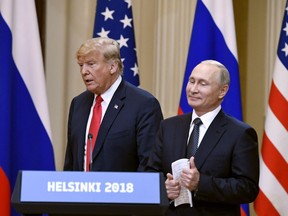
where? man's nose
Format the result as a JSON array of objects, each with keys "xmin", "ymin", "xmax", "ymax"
[
  {"xmin": 81, "ymin": 64, "xmax": 89, "ymax": 75},
  {"xmin": 190, "ymin": 83, "xmax": 198, "ymax": 92}
]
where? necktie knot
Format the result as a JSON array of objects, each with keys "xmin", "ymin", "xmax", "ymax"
[
  {"xmin": 193, "ymin": 118, "xmax": 202, "ymax": 126},
  {"xmin": 96, "ymin": 95, "xmax": 103, "ymax": 104}
]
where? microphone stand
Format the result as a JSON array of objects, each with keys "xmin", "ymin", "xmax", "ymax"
[{"xmin": 88, "ymin": 133, "xmax": 93, "ymax": 171}]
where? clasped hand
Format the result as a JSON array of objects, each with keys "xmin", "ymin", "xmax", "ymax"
[{"xmin": 165, "ymin": 157, "xmax": 200, "ymax": 200}]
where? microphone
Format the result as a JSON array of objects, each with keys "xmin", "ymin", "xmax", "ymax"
[{"xmin": 88, "ymin": 133, "xmax": 93, "ymax": 171}]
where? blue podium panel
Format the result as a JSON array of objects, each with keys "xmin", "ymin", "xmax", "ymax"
[
  {"xmin": 21, "ymin": 171, "xmax": 160, "ymax": 204},
  {"xmin": 12, "ymin": 171, "xmax": 169, "ymax": 215}
]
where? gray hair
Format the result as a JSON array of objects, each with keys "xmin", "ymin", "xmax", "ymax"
[{"xmin": 201, "ymin": 60, "xmax": 230, "ymax": 86}]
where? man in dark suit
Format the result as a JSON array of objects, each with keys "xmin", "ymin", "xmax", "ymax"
[
  {"xmin": 64, "ymin": 37, "xmax": 163, "ymax": 172},
  {"xmin": 146, "ymin": 60, "xmax": 259, "ymax": 216}
]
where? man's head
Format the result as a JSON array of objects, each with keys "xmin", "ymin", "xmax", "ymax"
[
  {"xmin": 186, "ymin": 60, "xmax": 230, "ymax": 116},
  {"xmin": 76, "ymin": 37, "xmax": 123, "ymax": 95}
]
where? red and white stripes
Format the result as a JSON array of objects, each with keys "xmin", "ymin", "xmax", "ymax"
[{"xmin": 254, "ymin": 13, "xmax": 288, "ymax": 214}]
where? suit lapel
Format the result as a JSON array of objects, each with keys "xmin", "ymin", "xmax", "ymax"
[
  {"xmin": 176, "ymin": 114, "xmax": 192, "ymax": 158},
  {"xmin": 77, "ymin": 91, "xmax": 94, "ymax": 169},
  {"xmin": 194, "ymin": 110, "xmax": 227, "ymax": 169},
  {"xmin": 92, "ymin": 80, "xmax": 126, "ymax": 159}
]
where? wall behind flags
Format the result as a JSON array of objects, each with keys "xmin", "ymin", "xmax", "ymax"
[
  {"xmin": 41, "ymin": 0, "xmax": 286, "ymax": 169},
  {"xmin": 35, "ymin": 1, "xmax": 286, "ymax": 214}
]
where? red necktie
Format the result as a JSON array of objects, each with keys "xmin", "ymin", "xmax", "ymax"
[{"xmin": 86, "ymin": 95, "xmax": 103, "ymax": 171}]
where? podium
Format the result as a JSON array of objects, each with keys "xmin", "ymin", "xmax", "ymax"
[{"xmin": 11, "ymin": 171, "xmax": 169, "ymax": 216}]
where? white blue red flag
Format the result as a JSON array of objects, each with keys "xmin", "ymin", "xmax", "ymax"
[
  {"xmin": 0, "ymin": 0, "xmax": 55, "ymax": 215},
  {"xmin": 254, "ymin": 1, "xmax": 288, "ymax": 215},
  {"xmin": 178, "ymin": 0, "xmax": 249, "ymax": 215},
  {"xmin": 93, "ymin": 0, "xmax": 140, "ymax": 87},
  {"xmin": 178, "ymin": 0, "xmax": 242, "ymax": 120}
]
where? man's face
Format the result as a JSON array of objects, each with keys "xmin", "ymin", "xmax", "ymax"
[
  {"xmin": 77, "ymin": 50, "xmax": 116, "ymax": 95},
  {"xmin": 186, "ymin": 63, "xmax": 228, "ymax": 116}
]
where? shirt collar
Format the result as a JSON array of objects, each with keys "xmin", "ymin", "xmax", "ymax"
[
  {"xmin": 94, "ymin": 76, "xmax": 122, "ymax": 104},
  {"xmin": 191, "ymin": 105, "xmax": 221, "ymax": 128}
]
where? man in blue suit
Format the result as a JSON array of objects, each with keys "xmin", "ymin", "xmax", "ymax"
[
  {"xmin": 64, "ymin": 37, "xmax": 163, "ymax": 172},
  {"xmin": 146, "ymin": 60, "xmax": 259, "ymax": 216}
]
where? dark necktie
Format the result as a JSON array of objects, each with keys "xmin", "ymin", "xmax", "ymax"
[
  {"xmin": 186, "ymin": 118, "xmax": 202, "ymax": 158},
  {"xmin": 86, "ymin": 95, "xmax": 103, "ymax": 171}
]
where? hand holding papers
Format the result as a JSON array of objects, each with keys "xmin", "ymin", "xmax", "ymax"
[{"xmin": 171, "ymin": 158, "xmax": 193, "ymax": 207}]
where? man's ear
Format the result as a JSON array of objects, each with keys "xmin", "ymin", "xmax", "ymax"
[
  {"xmin": 219, "ymin": 84, "xmax": 229, "ymax": 99},
  {"xmin": 110, "ymin": 60, "xmax": 118, "ymax": 75}
]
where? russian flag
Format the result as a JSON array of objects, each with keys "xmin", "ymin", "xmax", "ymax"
[
  {"xmin": 178, "ymin": 0, "xmax": 242, "ymax": 120},
  {"xmin": 178, "ymin": 0, "xmax": 248, "ymax": 215},
  {"xmin": 0, "ymin": 0, "xmax": 55, "ymax": 215}
]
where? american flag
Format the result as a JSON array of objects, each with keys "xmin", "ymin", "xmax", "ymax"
[
  {"xmin": 93, "ymin": 0, "xmax": 140, "ymax": 87},
  {"xmin": 254, "ymin": 1, "xmax": 288, "ymax": 215}
]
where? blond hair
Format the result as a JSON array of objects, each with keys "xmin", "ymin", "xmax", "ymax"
[{"xmin": 76, "ymin": 37, "xmax": 123, "ymax": 74}]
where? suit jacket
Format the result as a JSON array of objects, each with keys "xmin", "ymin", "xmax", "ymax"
[
  {"xmin": 146, "ymin": 110, "xmax": 259, "ymax": 216},
  {"xmin": 64, "ymin": 79, "xmax": 163, "ymax": 172}
]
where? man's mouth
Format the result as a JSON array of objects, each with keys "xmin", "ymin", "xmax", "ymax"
[
  {"xmin": 189, "ymin": 96, "xmax": 200, "ymax": 101},
  {"xmin": 85, "ymin": 79, "xmax": 93, "ymax": 84}
]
